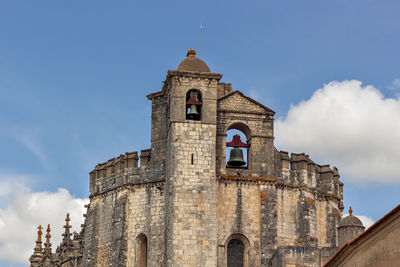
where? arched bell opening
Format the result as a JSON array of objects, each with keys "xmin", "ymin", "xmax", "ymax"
[
  {"xmin": 186, "ymin": 89, "xmax": 202, "ymax": 121},
  {"xmin": 136, "ymin": 233, "xmax": 147, "ymax": 267},
  {"xmin": 226, "ymin": 125, "xmax": 250, "ymax": 169}
]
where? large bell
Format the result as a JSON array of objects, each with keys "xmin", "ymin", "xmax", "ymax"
[
  {"xmin": 187, "ymin": 104, "xmax": 200, "ymax": 120},
  {"xmin": 227, "ymin": 147, "xmax": 246, "ymax": 167}
]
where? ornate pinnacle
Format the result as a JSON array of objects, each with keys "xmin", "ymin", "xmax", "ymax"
[
  {"xmin": 64, "ymin": 213, "xmax": 71, "ymax": 229},
  {"xmin": 33, "ymin": 225, "xmax": 43, "ymax": 253},
  {"xmin": 37, "ymin": 225, "xmax": 43, "ymax": 244},
  {"xmin": 62, "ymin": 213, "xmax": 72, "ymax": 243},
  {"xmin": 349, "ymin": 206, "xmax": 353, "ymax": 216},
  {"xmin": 43, "ymin": 224, "xmax": 52, "ymax": 255},
  {"xmin": 30, "ymin": 225, "xmax": 44, "ymax": 263}
]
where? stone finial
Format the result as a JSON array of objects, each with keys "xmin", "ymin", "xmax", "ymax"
[
  {"xmin": 349, "ymin": 206, "xmax": 353, "ymax": 216},
  {"xmin": 44, "ymin": 224, "xmax": 52, "ymax": 254},
  {"xmin": 65, "ymin": 213, "xmax": 71, "ymax": 224},
  {"xmin": 37, "ymin": 225, "xmax": 43, "ymax": 244},
  {"xmin": 62, "ymin": 213, "xmax": 72, "ymax": 243},
  {"xmin": 34, "ymin": 225, "xmax": 43, "ymax": 252},
  {"xmin": 30, "ymin": 225, "xmax": 44, "ymax": 263},
  {"xmin": 187, "ymin": 49, "xmax": 196, "ymax": 58}
]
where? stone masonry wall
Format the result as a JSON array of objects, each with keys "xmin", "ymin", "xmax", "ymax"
[
  {"xmin": 149, "ymin": 94, "xmax": 168, "ymax": 170},
  {"xmin": 126, "ymin": 185, "xmax": 165, "ymax": 266},
  {"xmin": 217, "ymin": 180, "xmax": 262, "ymax": 267},
  {"xmin": 260, "ymin": 183, "xmax": 278, "ymax": 265},
  {"xmin": 82, "ymin": 190, "xmax": 128, "ymax": 267},
  {"xmin": 269, "ymin": 246, "xmax": 338, "ymax": 267},
  {"xmin": 84, "ymin": 148, "xmax": 165, "ymax": 267},
  {"xmin": 165, "ymin": 122, "xmax": 218, "ymax": 266}
]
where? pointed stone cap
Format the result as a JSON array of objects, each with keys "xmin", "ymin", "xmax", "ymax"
[{"xmin": 177, "ymin": 49, "xmax": 210, "ymax": 72}]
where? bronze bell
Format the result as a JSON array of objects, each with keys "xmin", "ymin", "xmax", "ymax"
[
  {"xmin": 187, "ymin": 104, "xmax": 200, "ymax": 119},
  {"xmin": 227, "ymin": 147, "xmax": 246, "ymax": 166}
]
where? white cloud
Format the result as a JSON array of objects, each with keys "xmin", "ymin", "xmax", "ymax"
[
  {"xmin": 275, "ymin": 80, "xmax": 400, "ymax": 184},
  {"xmin": 0, "ymin": 182, "xmax": 88, "ymax": 264},
  {"xmin": 357, "ymin": 215, "xmax": 375, "ymax": 229},
  {"xmin": 0, "ymin": 171, "xmax": 34, "ymax": 206}
]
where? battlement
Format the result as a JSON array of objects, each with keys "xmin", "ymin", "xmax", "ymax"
[
  {"xmin": 89, "ymin": 151, "xmax": 138, "ymax": 180},
  {"xmin": 89, "ymin": 149, "xmax": 153, "ymax": 178},
  {"xmin": 88, "ymin": 149, "xmax": 163, "ymax": 197},
  {"xmin": 279, "ymin": 151, "xmax": 343, "ymax": 204}
]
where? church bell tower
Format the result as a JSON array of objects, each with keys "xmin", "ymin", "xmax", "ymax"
[{"xmin": 163, "ymin": 49, "xmax": 222, "ymax": 266}]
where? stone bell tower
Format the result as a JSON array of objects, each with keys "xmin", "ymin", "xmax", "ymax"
[{"xmin": 162, "ymin": 49, "xmax": 222, "ymax": 266}]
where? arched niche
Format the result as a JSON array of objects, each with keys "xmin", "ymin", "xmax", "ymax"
[
  {"xmin": 224, "ymin": 234, "xmax": 250, "ymax": 267},
  {"xmin": 186, "ymin": 89, "xmax": 202, "ymax": 121},
  {"xmin": 136, "ymin": 233, "xmax": 147, "ymax": 267}
]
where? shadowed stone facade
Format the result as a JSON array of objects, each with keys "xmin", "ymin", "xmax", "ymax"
[{"xmin": 30, "ymin": 50, "xmax": 346, "ymax": 267}]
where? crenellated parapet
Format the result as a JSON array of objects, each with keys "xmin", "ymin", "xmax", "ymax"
[
  {"xmin": 88, "ymin": 149, "xmax": 165, "ymax": 198},
  {"xmin": 89, "ymin": 151, "xmax": 139, "ymax": 181},
  {"xmin": 279, "ymin": 150, "xmax": 342, "ymax": 203}
]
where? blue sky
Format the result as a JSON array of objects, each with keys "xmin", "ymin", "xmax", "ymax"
[{"xmin": 1, "ymin": 0, "xmax": 400, "ymax": 265}]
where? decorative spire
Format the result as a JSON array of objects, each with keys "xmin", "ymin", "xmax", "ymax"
[
  {"xmin": 37, "ymin": 225, "xmax": 43, "ymax": 244},
  {"xmin": 62, "ymin": 213, "xmax": 72, "ymax": 243},
  {"xmin": 43, "ymin": 224, "xmax": 52, "ymax": 255},
  {"xmin": 349, "ymin": 206, "xmax": 353, "ymax": 216},
  {"xmin": 29, "ymin": 225, "xmax": 44, "ymax": 263},
  {"xmin": 34, "ymin": 225, "xmax": 43, "ymax": 252}
]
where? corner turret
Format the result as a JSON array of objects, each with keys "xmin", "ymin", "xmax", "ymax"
[{"xmin": 338, "ymin": 207, "xmax": 365, "ymax": 247}]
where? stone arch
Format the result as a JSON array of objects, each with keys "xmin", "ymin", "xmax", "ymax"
[
  {"xmin": 136, "ymin": 233, "xmax": 147, "ymax": 267},
  {"xmin": 186, "ymin": 89, "xmax": 202, "ymax": 121},
  {"xmin": 224, "ymin": 234, "xmax": 250, "ymax": 267},
  {"xmin": 226, "ymin": 122, "xmax": 251, "ymax": 168},
  {"xmin": 226, "ymin": 122, "xmax": 252, "ymax": 140}
]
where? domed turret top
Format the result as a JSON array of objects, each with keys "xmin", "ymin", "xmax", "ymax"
[
  {"xmin": 177, "ymin": 49, "xmax": 210, "ymax": 72},
  {"xmin": 339, "ymin": 206, "xmax": 364, "ymax": 228}
]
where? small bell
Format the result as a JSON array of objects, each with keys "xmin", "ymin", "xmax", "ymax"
[
  {"xmin": 187, "ymin": 104, "xmax": 200, "ymax": 120},
  {"xmin": 227, "ymin": 147, "xmax": 246, "ymax": 167}
]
